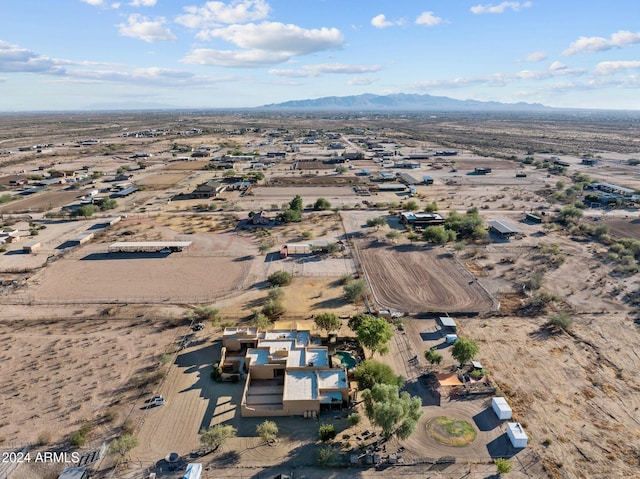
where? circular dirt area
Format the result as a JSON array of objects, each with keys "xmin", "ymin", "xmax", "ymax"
[{"xmin": 427, "ymin": 416, "xmax": 477, "ymax": 447}]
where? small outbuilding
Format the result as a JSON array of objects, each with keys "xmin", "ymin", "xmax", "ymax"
[
  {"xmin": 438, "ymin": 316, "xmax": 457, "ymax": 333},
  {"xmin": 506, "ymin": 422, "xmax": 528, "ymax": 448},
  {"xmin": 491, "ymin": 396, "xmax": 513, "ymax": 420},
  {"xmin": 445, "ymin": 334, "xmax": 458, "ymax": 344}
]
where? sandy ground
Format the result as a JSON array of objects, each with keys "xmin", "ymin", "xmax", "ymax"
[{"xmin": 0, "ymin": 313, "xmax": 182, "ymax": 447}]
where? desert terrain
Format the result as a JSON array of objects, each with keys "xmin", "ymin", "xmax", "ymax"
[{"xmin": 0, "ymin": 111, "xmax": 639, "ymax": 479}]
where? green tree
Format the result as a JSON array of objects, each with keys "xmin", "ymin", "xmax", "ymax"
[
  {"xmin": 256, "ymin": 420, "xmax": 278, "ymax": 444},
  {"xmin": 318, "ymin": 423, "xmax": 337, "ymax": 442},
  {"xmin": 71, "ymin": 205, "xmax": 99, "ymax": 217},
  {"xmin": 366, "ymin": 216, "xmax": 387, "ymax": 230},
  {"xmin": 424, "ymin": 201, "xmax": 438, "ymax": 213},
  {"xmin": 353, "ymin": 360, "xmax": 403, "ymax": 391},
  {"xmin": 314, "ymin": 313, "xmax": 341, "ymax": 333},
  {"xmin": 267, "ymin": 270, "xmax": 292, "ymax": 287},
  {"xmin": 262, "ymin": 299, "xmax": 286, "ymax": 319},
  {"xmin": 289, "ymin": 195, "xmax": 303, "ymax": 211},
  {"xmin": 451, "ymin": 337, "xmax": 480, "ymax": 366},
  {"xmin": 557, "ymin": 205, "xmax": 583, "ymax": 226},
  {"xmin": 335, "ymin": 165, "xmax": 348, "ymax": 174},
  {"xmin": 96, "ymin": 198, "xmax": 117, "ymax": 210},
  {"xmin": 403, "ymin": 200, "xmax": 419, "ymax": 211},
  {"xmin": 189, "ymin": 306, "xmax": 222, "ymax": 324},
  {"xmin": 314, "ymin": 198, "xmax": 331, "ymax": 210},
  {"xmin": 348, "ymin": 313, "xmax": 373, "ymax": 332},
  {"xmin": 250, "ymin": 310, "xmax": 272, "ymax": 329},
  {"xmin": 109, "ymin": 433, "xmax": 139, "ymax": 459},
  {"xmin": 422, "ymin": 225, "xmax": 456, "ymax": 244},
  {"xmin": 343, "ymin": 279, "xmax": 367, "ymax": 303},
  {"xmin": 424, "ymin": 349, "xmax": 442, "ymax": 366},
  {"xmin": 199, "ymin": 424, "xmax": 237, "ymax": 452},
  {"xmin": 357, "ymin": 316, "xmax": 393, "ymax": 357},
  {"xmin": 280, "ymin": 208, "xmax": 302, "ymax": 223},
  {"xmin": 386, "ymin": 230, "xmax": 401, "ymax": 241},
  {"xmin": 361, "ymin": 384, "xmax": 423, "ymax": 440}
]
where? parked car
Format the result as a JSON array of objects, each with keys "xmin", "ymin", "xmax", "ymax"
[{"xmin": 151, "ymin": 396, "xmax": 166, "ymax": 406}]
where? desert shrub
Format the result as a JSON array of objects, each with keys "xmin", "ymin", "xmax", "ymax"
[
  {"xmin": 256, "ymin": 420, "xmax": 278, "ymax": 443},
  {"xmin": 348, "ymin": 413, "xmax": 361, "ymax": 426},
  {"xmin": 318, "ymin": 423, "xmax": 337, "ymax": 442},
  {"xmin": 262, "ymin": 299, "xmax": 286, "ymax": 318},
  {"xmin": 267, "ymin": 270, "xmax": 292, "ymax": 287},
  {"xmin": 268, "ymin": 287, "xmax": 285, "ymax": 301},
  {"xmin": 343, "ymin": 279, "xmax": 366, "ymax": 303},
  {"xmin": 546, "ymin": 312, "xmax": 573, "ymax": 332},
  {"xmin": 495, "ymin": 457, "xmax": 512, "ymax": 474},
  {"xmin": 37, "ymin": 431, "xmax": 52, "ymax": 446},
  {"xmin": 316, "ymin": 445, "xmax": 336, "ymax": 466}
]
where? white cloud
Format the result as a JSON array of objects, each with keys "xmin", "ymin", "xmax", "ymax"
[
  {"xmin": 181, "ymin": 48, "xmax": 290, "ymax": 68},
  {"xmin": 197, "ymin": 22, "xmax": 344, "ymax": 56},
  {"xmin": 371, "ymin": 14, "xmax": 391, "ymax": 29},
  {"xmin": 348, "ymin": 76, "xmax": 376, "ymax": 86},
  {"xmin": 269, "ymin": 63, "xmax": 382, "ymax": 78},
  {"xmin": 471, "ymin": 2, "xmax": 532, "ymax": 14},
  {"xmin": 0, "ymin": 41, "xmax": 64, "ymax": 74},
  {"xmin": 81, "ymin": 0, "xmax": 120, "ymax": 8},
  {"xmin": 130, "ymin": 0, "xmax": 156, "ymax": 6},
  {"xmin": 520, "ymin": 51, "xmax": 546, "ymax": 62},
  {"xmin": 415, "ymin": 12, "xmax": 442, "ymax": 27},
  {"xmin": 117, "ymin": 14, "xmax": 176, "ymax": 42},
  {"xmin": 594, "ymin": 60, "xmax": 640, "ymax": 75},
  {"xmin": 563, "ymin": 30, "xmax": 640, "ymax": 56},
  {"xmin": 549, "ymin": 61, "xmax": 566, "ymax": 71},
  {"xmin": 176, "ymin": 0, "xmax": 270, "ymax": 29}
]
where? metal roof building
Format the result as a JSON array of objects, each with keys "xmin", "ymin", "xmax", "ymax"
[
  {"xmin": 108, "ymin": 241, "xmax": 192, "ymax": 253},
  {"xmin": 398, "ymin": 172, "xmax": 421, "ymax": 185},
  {"xmin": 111, "ymin": 186, "xmax": 138, "ymax": 197},
  {"xmin": 488, "ymin": 220, "xmax": 522, "ymax": 238}
]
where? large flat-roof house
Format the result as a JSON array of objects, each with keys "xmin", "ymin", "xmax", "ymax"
[
  {"xmin": 192, "ymin": 180, "xmax": 226, "ymax": 199},
  {"xmin": 400, "ymin": 212, "xmax": 445, "ymax": 226},
  {"xmin": 222, "ymin": 327, "xmax": 351, "ymax": 417}
]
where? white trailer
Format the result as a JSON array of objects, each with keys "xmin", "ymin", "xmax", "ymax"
[
  {"xmin": 491, "ymin": 397, "xmax": 512, "ymax": 420},
  {"xmin": 506, "ymin": 422, "xmax": 528, "ymax": 448}
]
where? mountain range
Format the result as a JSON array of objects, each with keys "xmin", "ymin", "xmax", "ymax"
[{"xmin": 259, "ymin": 93, "xmax": 551, "ymax": 112}]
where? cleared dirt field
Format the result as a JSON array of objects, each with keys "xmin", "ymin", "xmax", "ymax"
[
  {"xmin": 602, "ymin": 217, "xmax": 640, "ymax": 240},
  {"xmin": 356, "ymin": 242, "xmax": 496, "ymax": 313},
  {"xmin": 0, "ymin": 315, "xmax": 179, "ymax": 446},
  {"xmin": 164, "ymin": 160, "xmax": 210, "ymax": 171},
  {"xmin": 136, "ymin": 172, "xmax": 189, "ymax": 189},
  {"xmin": 0, "ymin": 190, "xmax": 79, "ymax": 213}
]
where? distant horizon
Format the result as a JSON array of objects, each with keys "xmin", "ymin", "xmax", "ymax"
[{"xmin": 2, "ymin": 1, "xmax": 640, "ymax": 111}]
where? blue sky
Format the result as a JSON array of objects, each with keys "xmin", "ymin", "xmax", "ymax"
[{"xmin": 1, "ymin": 0, "xmax": 640, "ymax": 111}]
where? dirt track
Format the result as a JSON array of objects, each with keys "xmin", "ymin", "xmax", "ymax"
[{"xmin": 356, "ymin": 242, "xmax": 496, "ymax": 313}]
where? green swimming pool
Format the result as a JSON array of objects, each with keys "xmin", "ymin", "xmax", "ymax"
[{"xmin": 333, "ymin": 351, "xmax": 358, "ymax": 370}]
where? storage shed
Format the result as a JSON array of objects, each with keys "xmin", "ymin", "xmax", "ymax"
[
  {"xmin": 439, "ymin": 316, "xmax": 457, "ymax": 332},
  {"xmin": 445, "ymin": 334, "xmax": 458, "ymax": 344},
  {"xmin": 491, "ymin": 397, "xmax": 513, "ymax": 420},
  {"xmin": 506, "ymin": 422, "xmax": 528, "ymax": 448}
]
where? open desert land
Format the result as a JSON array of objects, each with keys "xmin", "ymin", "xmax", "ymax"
[{"xmin": 1, "ymin": 111, "xmax": 640, "ymax": 479}]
